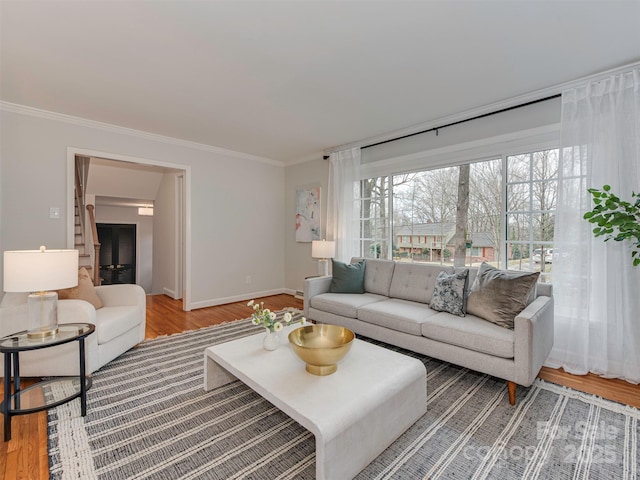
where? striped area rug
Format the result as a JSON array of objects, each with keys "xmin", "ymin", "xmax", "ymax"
[{"xmin": 48, "ymin": 311, "xmax": 640, "ymax": 479}]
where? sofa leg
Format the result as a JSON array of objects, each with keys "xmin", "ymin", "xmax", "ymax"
[{"xmin": 508, "ymin": 381, "xmax": 516, "ymax": 405}]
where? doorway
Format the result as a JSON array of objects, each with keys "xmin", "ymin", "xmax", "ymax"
[
  {"xmin": 67, "ymin": 147, "xmax": 192, "ymax": 311},
  {"xmin": 98, "ymin": 223, "xmax": 137, "ymax": 285}
]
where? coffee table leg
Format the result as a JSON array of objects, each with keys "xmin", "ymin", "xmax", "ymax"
[
  {"xmin": 204, "ymin": 352, "xmax": 237, "ymax": 391},
  {"xmin": 315, "ymin": 366, "xmax": 426, "ymax": 480}
]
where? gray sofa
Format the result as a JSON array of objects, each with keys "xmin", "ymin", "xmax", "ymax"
[{"xmin": 304, "ymin": 258, "xmax": 554, "ymax": 405}]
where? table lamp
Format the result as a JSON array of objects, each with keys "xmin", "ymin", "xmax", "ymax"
[
  {"xmin": 311, "ymin": 240, "xmax": 335, "ymax": 277},
  {"xmin": 3, "ymin": 246, "xmax": 79, "ymax": 339}
]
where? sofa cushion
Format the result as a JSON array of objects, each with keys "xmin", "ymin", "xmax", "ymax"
[
  {"xmin": 358, "ymin": 298, "xmax": 440, "ymax": 336},
  {"xmin": 95, "ymin": 306, "xmax": 142, "ymax": 344},
  {"xmin": 389, "ymin": 263, "xmax": 454, "ymax": 304},
  {"xmin": 466, "ymin": 262, "xmax": 539, "ymax": 329},
  {"xmin": 421, "ymin": 312, "xmax": 515, "ymax": 358},
  {"xmin": 361, "ymin": 259, "xmax": 396, "ymax": 296},
  {"xmin": 459, "ymin": 266, "xmax": 478, "ymax": 294},
  {"xmin": 429, "ymin": 269, "xmax": 469, "ymax": 317},
  {"xmin": 310, "ymin": 292, "xmax": 387, "ymax": 319},
  {"xmin": 330, "ymin": 259, "xmax": 365, "ymax": 293},
  {"xmin": 56, "ymin": 267, "xmax": 103, "ymax": 309}
]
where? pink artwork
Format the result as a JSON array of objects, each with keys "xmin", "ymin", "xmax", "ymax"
[{"xmin": 296, "ymin": 187, "xmax": 320, "ymax": 242}]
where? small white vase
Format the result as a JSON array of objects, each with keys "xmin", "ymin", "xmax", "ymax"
[{"xmin": 263, "ymin": 329, "xmax": 279, "ymax": 351}]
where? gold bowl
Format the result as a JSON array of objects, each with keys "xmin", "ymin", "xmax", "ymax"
[{"xmin": 288, "ymin": 324, "xmax": 355, "ymax": 376}]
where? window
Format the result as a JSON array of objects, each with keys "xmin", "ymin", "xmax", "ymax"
[
  {"xmin": 356, "ymin": 148, "xmax": 559, "ymax": 282},
  {"xmin": 359, "ymin": 176, "xmax": 390, "ymax": 259},
  {"xmin": 506, "ymin": 149, "xmax": 558, "ymax": 283}
]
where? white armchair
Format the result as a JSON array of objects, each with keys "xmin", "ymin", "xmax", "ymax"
[{"xmin": 0, "ymin": 284, "xmax": 146, "ymax": 377}]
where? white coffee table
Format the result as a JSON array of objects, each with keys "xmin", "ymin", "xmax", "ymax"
[{"xmin": 204, "ymin": 327, "xmax": 427, "ymax": 480}]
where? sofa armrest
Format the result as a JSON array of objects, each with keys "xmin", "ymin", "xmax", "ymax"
[
  {"xmin": 0, "ymin": 299, "xmax": 100, "ymax": 377},
  {"xmin": 1, "ymin": 299, "xmax": 97, "ymax": 337},
  {"xmin": 513, "ymin": 295, "xmax": 554, "ymax": 386},
  {"xmin": 95, "ymin": 284, "xmax": 146, "ymax": 308},
  {"xmin": 303, "ymin": 276, "xmax": 332, "ymax": 317}
]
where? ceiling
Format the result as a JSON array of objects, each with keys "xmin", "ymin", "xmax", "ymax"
[
  {"xmin": 87, "ymin": 157, "xmax": 167, "ymax": 207},
  {"xmin": 1, "ymin": 1, "xmax": 639, "ymax": 165}
]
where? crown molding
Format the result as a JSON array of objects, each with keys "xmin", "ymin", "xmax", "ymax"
[
  {"xmin": 0, "ymin": 101, "xmax": 284, "ymax": 167},
  {"xmin": 286, "ymin": 150, "xmax": 328, "ymax": 166}
]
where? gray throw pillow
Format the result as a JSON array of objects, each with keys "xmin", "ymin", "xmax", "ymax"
[
  {"xmin": 466, "ymin": 262, "xmax": 539, "ymax": 329},
  {"xmin": 329, "ymin": 260, "xmax": 366, "ymax": 293},
  {"xmin": 429, "ymin": 269, "xmax": 469, "ymax": 317}
]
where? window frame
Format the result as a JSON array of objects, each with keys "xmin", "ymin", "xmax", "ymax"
[{"xmin": 355, "ymin": 125, "xmax": 560, "ymax": 277}]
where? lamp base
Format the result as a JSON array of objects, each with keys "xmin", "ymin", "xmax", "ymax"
[
  {"xmin": 27, "ymin": 327, "xmax": 59, "ymax": 340},
  {"xmin": 317, "ymin": 259, "xmax": 329, "ymax": 277},
  {"xmin": 27, "ymin": 291, "xmax": 59, "ymax": 339}
]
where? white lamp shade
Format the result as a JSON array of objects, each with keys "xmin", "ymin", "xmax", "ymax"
[
  {"xmin": 3, "ymin": 247, "xmax": 79, "ymax": 292},
  {"xmin": 312, "ymin": 240, "xmax": 335, "ymax": 259}
]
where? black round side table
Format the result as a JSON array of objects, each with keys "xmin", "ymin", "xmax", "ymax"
[{"xmin": 0, "ymin": 322, "xmax": 95, "ymax": 441}]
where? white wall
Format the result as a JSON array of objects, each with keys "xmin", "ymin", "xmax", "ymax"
[
  {"xmin": 87, "ymin": 161, "xmax": 163, "ymax": 199},
  {"xmin": 152, "ymin": 172, "xmax": 177, "ymax": 297},
  {"xmin": 361, "ymin": 97, "xmax": 561, "ymax": 165},
  {"xmin": 94, "ymin": 205, "xmax": 153, "ymax": 293},
  {"xmin": 284, "ymin": 158, "xmax": 330, "ymax": 295},
  {"xmin": 0, "ymin": 108, "xmax": 285, "ymax": 309},
  {"xmin": 191, "ymin": 156, "xmax": 285, "ymax": 308}
]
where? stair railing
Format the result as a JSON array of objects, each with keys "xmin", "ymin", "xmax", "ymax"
[
  {"xmin": 74, "ymin": 162, "xmax": 86, "ymax": 244},
  {"xmin": 75, "ymin": 156, "xmax": 101, "ymax": 285},
  {"xmin": 86, "ymin": 204, "xmax": 101, "ymax": 286}
]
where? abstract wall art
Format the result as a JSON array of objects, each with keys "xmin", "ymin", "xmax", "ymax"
[{"xmin": 295, "ymin": 186, "xmax": 320, "ymax": 242}]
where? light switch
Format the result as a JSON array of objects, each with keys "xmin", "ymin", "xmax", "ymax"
[{"xmin": 50, "ymin": 207, "xmax": 61, "ymax": 219}]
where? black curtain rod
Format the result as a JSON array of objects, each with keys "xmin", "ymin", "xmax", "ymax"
[{"xmin": 323, "ymin": 93, "xmax": 560, "ymax": 159}]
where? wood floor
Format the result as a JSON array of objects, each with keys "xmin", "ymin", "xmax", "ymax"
[{"xmin": 2, "ymin": 293, "xmax": 639, "ymax": 480}]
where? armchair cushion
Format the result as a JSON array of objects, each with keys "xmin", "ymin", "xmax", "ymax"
[
  {"xmin": 96, "ymin": 306, "xmax": 143, "ymax": 344},
  {"xmin": 56, "ymin": 267, "xmax": 103, "ymax": 309}
]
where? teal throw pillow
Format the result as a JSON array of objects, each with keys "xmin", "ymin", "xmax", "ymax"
[{"xmin": 329, "ymin": 260, "xmax": 366, "ymax": 293}]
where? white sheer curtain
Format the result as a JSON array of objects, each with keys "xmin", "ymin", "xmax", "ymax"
[
  {"xmin": 326, "ymin": 147, "xmax": 361, "ymax": 262},
  {"xmin": 548, "ymin": 68, "xmax": 640, "ymax": 383}
]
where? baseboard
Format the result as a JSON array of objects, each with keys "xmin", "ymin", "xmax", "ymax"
[
  {"xmin": 162, "ymin": 287, "xmax": 182, "ymax": 300},
  {"xmin": 190, "ymin": 288, "xmax": 295, "ymax": 310},
  {"xmin": 163, "ymin": 287, "xmax": 179, "ymax": 299}
]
